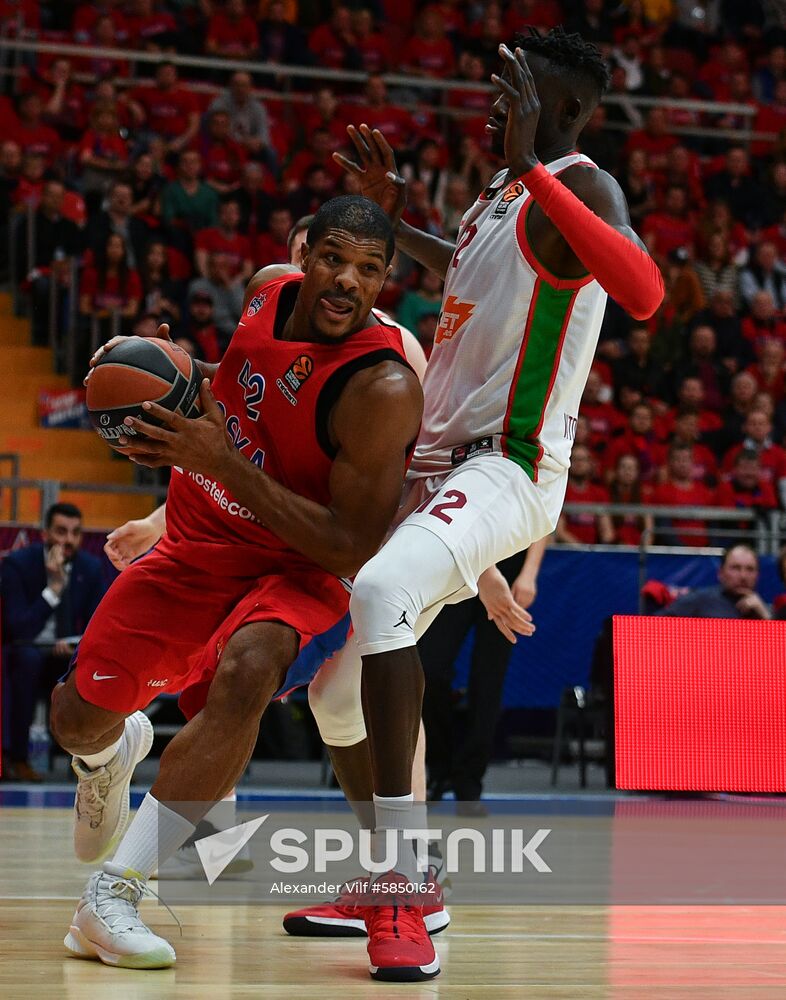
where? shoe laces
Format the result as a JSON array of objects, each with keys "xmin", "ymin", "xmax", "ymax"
[
  {"xmin": 75, "ymin": 767, "xmax": 112, "ymax": 828},
  {"xmin": 368, "ymin": 903, "xmax": 427, "ymax": 946},
  {"xmin": 94, "ymin": 872, "xmax": 182, "ymax": 936}
]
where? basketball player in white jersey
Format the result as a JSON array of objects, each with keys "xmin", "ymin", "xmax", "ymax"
[{"xmin": 333, "ymin": 28, "xmax": 665, "ymax": 981}]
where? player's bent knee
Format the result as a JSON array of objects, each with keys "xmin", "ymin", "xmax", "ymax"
[
  {"xmin": 214, "ymin": 623, "xmax": 298, "ymax": 716},
  {"xmin": 49, "ymin": 679, "xmax": 122, "ymax": 748}
]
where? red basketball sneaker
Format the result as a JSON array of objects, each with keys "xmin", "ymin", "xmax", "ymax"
[
  {"xmin": 283, "ymin": 871, "xmax": 450, "ymax": 938},
  {"xmin": 364, "ymin": 873, "xmax": 441, "ymax": 982}
]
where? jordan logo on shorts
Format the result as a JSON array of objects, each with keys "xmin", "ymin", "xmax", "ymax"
[{"xmin": 394, "ymin": 610, "xmax": 411, "ymax": 629}]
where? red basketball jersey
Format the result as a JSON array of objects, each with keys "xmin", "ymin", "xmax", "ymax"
[{"xmin": 161, "ymin": 273, "xmax": 410, "ymax": 576}]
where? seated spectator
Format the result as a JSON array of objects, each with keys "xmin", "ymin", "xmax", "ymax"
[
  {"xmin": 285, "ymin": 164, "xmax": 333, "ymax": 220},
  {"xmin": 747, "ymin": 336, "xmax": 786, "ymax": 398},
  {"xmin": 655, "ymin": 375, "xmax": 723, "ymax": 437},
  {"xmin": 753, "ymin": 44, "xmax": 786, "ymax": 104},
  {"xmin": 642, "ymin": 185, "xmax": 696, "ymax": 262},
  {"xmin": 351, "ymin": 75, "xmax": 414, "ymax": 152},
  {"xmin": 555, "ymin": 445, "xmax": 614, "ymax": 545},
  {"xmin": 197, "ymin": 109, "xmax": 249, "ymax": 195},
  {"xmin": 33, "ymin": 57, "xmax": 88, "ymax": 142},
  {"xmin": 0, "ymin": 503, "xmax": 106, "ymax": 781},
  {"xmin": 466, "ymin": 5, "xmax": 505, "ymax": 75},
  {"xmin": 181, "ymin": 288, "xmax": 225, "ymax": 363},
  {"xmin": 654, "ymin": 411, "xmax": 719, "ymax": 484},
  {"xmin": 79, "ymin": 232, "xmax": 142, "ymax": 334},
  {"xmin": 303, "ymin": 86, "xmax": 351, "ymax": 147},
  {"xmin": 396, "ymin": 267, "xmax": 444, "ymax": 335},
  {"xmin": 693, "ymin": 287, "xmax": 751, "ymax": 373},
  {"xmin": 674, "ymin": 323, "xmax": 727, "ymax": 411},
  {"xmin": 613, "ymin": 324, "xmax": 665, "ymax": 401},
  {"xmin": 693, "ymin": 231, "xmax": 740, "ymax": 307},
  {"xmin": 659, "ymin": 544, "xmax": 771, "ymax": 619},
  {"xmin": 612, "ymin": 31, "xmax": 645, "ymax": 91},
  {"xmin": 752, "ymin": 79, "xmax": 786, "ymax": 159},
  {"xmin": 740, "ymin": 242, "xmax": 786, "ymax": 311},
  {"xmin": 72, "ymin": 0, "xmax": 129, "ymax": 43},
  {"xmin": 126, "ymin": 0, "xmax": 178, "ymax": 52},
  {"xmin": 577, "ymin": 104, "xmax": 623, "ymax": 175},
  {"xmin": 77, "ymin": 15, "xmax": 131, "ymax": 81},
  {"xmin": 128, "ymin": 61, "xmax": 200, "ymax": 155},
  {"xmin": 619, "ymin": 148, "xmax": 657, "ymax": 227},
  {"xmin": 10, "ymin": 92, "xmax": 61, "ymax": 169},
  {"xmin": 308, "ymin": 5, "xmax": 359, "ymax": 70},
  {"xmin": 759, "ymin": 163, "xmax": 786, "ymax": 229},
  {"xmin": 716, "ymin": 450, "xmax": 778, "ymax": 541},
  {"xmin": 187, "ymin": 253, "xmax": 245, "ymax": 342},
  {"xmin": 605, "ymin": 401, "xmax": 661, "ymax": 482},
  {"xmin": 401, "ymin": 7, "xmax": 456, "ymax": 78},
  {"xmin": 722, "ymin": 408, "xmax": 786, "ymax": 492},
  {"xmin": 254, "ymin": 205, "xmax": 292, "ymax": 264},
  {"xmin": 236, "ymin": 161, "xmax": 275, "ymax": 237},
  {"xmin": 608, "ymin": 453, "xmax": 655, "ymax": 545},
  {"xmin": 352, "ymin": 7, "xmax": 391, "ymax": 73},
  {"xmin": 719, "ymin": 369, "xmax": 759, "ymax": 451},
  {"xmin": 78, "ymin": 102, "xmax": 130, "ymax": 203},
  {"xmin": 284, "ymin": 128, "xmax": 343, "ymax": 193},
  {"xmin": 206, "ymin": 0, "xmax": 260, "ymax": 60},
  {"xmin": 580, "ymin": 369, "xmax": 624, "ymax": 454},
  {"xmin": 162, "ymin": 150, "xmax": 220, "ymax": 237},
  {"xmin": 85, "ymin": 180, "xmax": 149, "ymax": 270},
  {"xmin": 401, "ymin": 138, "xmax": 449, "ymax": 207},
  {"xmin": 12, "ymin": 151, "xmax": 47, "ymax": 209},
  {"xmin": 209, "ymin": 72, "xmax": 275, "ymax": 168},
  {"xmin": 195, "ymin": 198, "xmax": 254, "ymax": 283},
  {"xmin": 128, "ymin": 151, "xmax": 165, "ymax": 223},
  {"xmin": 651, "ymin": 443, "xmax": 716, "ymax": 547},
  {"xmin": 625, "ymin": 107, "xmax": 678, "ymax": 172},
  {"xmin": 741, "ymin": 289, "xmax": 786, "ymax": 353},
  {"xmin": 437, "ymin": 176, "xmax": 472, "ymax": 240},
  {"xmin": 402, "ymin": 179, "xmax": 443, "ymax": 236},
  {"xmin": 706, "ymin": 146, "xmax": 761, "ymax": 229},
  {"xmin": 566, "ymin": 0, "xmax": 614, "ymax": 46},
  {"xmin": 258, "ymin": 0, "xmax": 304, "ymax": 66},
  {"xmin": 139, "ymin": 239, "xmax": 184, "ymax": 325},
  {"xmin": 14, "ymin": 179, "xmax": 82, "ymax": 347}
]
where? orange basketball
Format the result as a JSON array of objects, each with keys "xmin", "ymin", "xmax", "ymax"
[{"xmin": 86, "ymin": 337, "xmax": 202, "ymax": 448}]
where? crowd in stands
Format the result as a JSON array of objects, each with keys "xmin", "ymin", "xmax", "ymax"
[{"xmin": 2, "ymin": 1, "xmax": 786, "ymax": 545}]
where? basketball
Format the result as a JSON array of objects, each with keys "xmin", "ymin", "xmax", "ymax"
[{"xmin": 86, "ymin": 337, "xmax": 203, "ymax": 448}]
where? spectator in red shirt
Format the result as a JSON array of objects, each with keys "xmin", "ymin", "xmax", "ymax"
[
  {"xmin": 283, "ymin": 128, "xmax": 343, "ymax": 193},
  {"xmin": 717, "ymin": 449, "xmax": 779, "ymax": 516},
  {"xmin": 741, "ymin": 290, "xmax": 786, "ymax": 354},
  {"xmin": 352, "ymin": 8, "xmax": 390, "ymax": 73},
  {"xmin": 655, "ymin": 411, "xmax": 719, "ymax": 484},
  {"xmin": 581, "ymin": 369, "xmax": 625, "ymax": 455},
  {"xmin": 126, "ymin": 0, "xmax": 178, "ymax": 52},
  {"xmin": 625, "ymin": 107, "xmax": 678, "ymax": 172},
  {"xmin": 10, "ymin": 93, "xmax": 61, "ymax": 168},
  {"xmin": 302, "ymin": 87, "xmax": 350, "ymax": 147},
  {"xmin": 12, "ymin": 151, "xmax": 46, "ymax": 209},
  {"xmin": 79, "ymin": 15, "xmax": 131, "ymax": 80},
  {"xmin": 609, "ymin": 453, "xmax": 655, "ymax": 546},
  {"xmin": 235, "ymin": 161, "xmax": 275, "ymax": 237},
  {"xmin": 674, "ymin": 324, "xmax": 727, "ymax": 412},
  {"xmin": 72, "ymin": 0, "xmax": 128, "ymax": 44},
  {"xmin": 352, "ymin": 75, "xmax": 414, "ymax": 151},
  {"xmin": 642, "ymin": 185, "xmax": 696, "ymax": 263},
  {"xmin": 747, "ymin": 337, "xmax": 786, "ymax": 398},
  {"xmin": 308, "ymin": 6, "xmax": 358, "ymax": 70},
  {"xmin": 78, "ymin": 102, "xmax": 130, "ymax": 201},
  {"xmin": 258, "ymin": 0, "xmax": 303, "ymax": 66},
  {"xmin": 655, "ymin": 375, "xmax": 724, "ymax": 440},
  {"xmin": 722, "ymin": 408, "xmax": 786, "ymax": 488},
  {"xmin": 79, "ymin": 232, "xmax": 142, "ymax": 333},
  {"xmin": 206, "ymin": 0, "xmax": 259, "ymax": 61},
  {"xmin": 466, "ymin": 7, "xmax": 505, "ymax": 76},
  {"xmin": 32, "ymin": 58, "xmax": 88, "ymax": 142},
  {"xmin": 401, "ymin": 7, "xmax": 456, "ymax": 79},
  {"xmin": 652, "ymin": 444, "xmax": 716, "ymax": 546},
  {"xmin": 181, "ymin": 289, "xmax": 224, "ymax": 363},
  {"xmin": 128, "ymin": 61, "xmax": 200, "ymax": 155},
  {"xmin": 195, "ymin": 198, "xmax": 253, "ymax": 284},
  {"xmin": 197, "ymin": 110, "xmax": 249, "ymax": 194},
  {"xmin": 556, "ymin": 445, "xmax": 614, "ymax": 545},
  {"xmin": 605, "ymin": 401, "xmax": 661, "ymax": 482},
  {"xmin": 254, "ymin": 206, "xmax": 293, "ymax": 265}
]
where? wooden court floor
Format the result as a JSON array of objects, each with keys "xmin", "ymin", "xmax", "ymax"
[{"xmin": 2, "ymin": 807, "xmax": 786, "ymax": 999}]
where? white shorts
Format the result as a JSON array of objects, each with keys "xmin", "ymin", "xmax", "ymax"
[{"xmin": 350, "ymin": 455, "xmax": 565, "ymax": 655}]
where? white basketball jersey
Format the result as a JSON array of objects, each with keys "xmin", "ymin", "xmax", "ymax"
[{"xmin": 409, "ymin": 153, "xmax": 608, "ymax": 484}]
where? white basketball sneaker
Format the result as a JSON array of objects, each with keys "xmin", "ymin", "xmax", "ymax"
[
  {"xmin": 72, "ymin": 711, "xmax": 154, "ymax": 863},
  {"xmin": 64, "ymin": 865, "xmax": 176, "ymax": 969}
]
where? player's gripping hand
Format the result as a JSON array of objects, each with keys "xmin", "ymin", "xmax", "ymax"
[
  {"xmin": 104, "ymin": 516, "xmax": 162, "ymax": 572},
  {"xmin": 83, "ymin": 322, "xmax": 173, "ymax": 387},
  {"xmin": 334, "ymin": 125, "xmax": 407, "ymax": 226},
  {"xmin": 492, "ymin": 44, "xmax": 541, "ymax": 176},
  {"xmin": 478, "ymin": 565, "xmax": 535, "ymax": 644},
  {"xmin": 118, "ymin": 379, "xmax": 233, "ymax": 476}
]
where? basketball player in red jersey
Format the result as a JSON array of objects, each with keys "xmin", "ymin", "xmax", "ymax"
[{"xmin": 50, "ymin": 196, "xmax": 423, "ymax": 969}]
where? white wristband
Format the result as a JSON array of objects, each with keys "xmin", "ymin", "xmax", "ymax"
[{"xmin": 42, "ymin": 586, "xmax": 61, "ymax": 608}]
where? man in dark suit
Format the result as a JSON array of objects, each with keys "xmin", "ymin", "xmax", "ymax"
[{"xmin": 1, "ymin": 503, "xmax": 107, "ymax": 781}]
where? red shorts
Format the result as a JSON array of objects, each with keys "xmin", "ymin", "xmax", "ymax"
[{"xmin": 73, "ymin": 546, "xmax": 350, "ymax": 716}]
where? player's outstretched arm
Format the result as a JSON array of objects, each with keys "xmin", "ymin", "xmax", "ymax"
[
  {"xmin": 334, "ymin": 125, "xmax": 456, "ymax": 279},
  {"xmin": 118, "ymin": 366, "xmax": 424, "ymax": 578}
]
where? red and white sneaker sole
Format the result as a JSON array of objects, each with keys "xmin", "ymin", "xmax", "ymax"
[
  {"xmin": 283, "ymin": 907, "xmax": 450, "ymax": 938},
  {"xmin": 369, "ymin": 952, "xmax": 441, "ymax": 983}
]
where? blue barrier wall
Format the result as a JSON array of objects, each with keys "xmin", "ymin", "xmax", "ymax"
[{"xmin": 451, "ymin": 549, "xmax": 783, "ymax": 708}]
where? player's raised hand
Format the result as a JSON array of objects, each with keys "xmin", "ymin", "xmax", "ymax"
[
  {"xmin": 492, "ymin": 44, "xmax": 541, "ymax": 176},
  {"xmin": 334, "ymin": 125, "xmax": 407, "ymax": 226},
  {"xmin": 118, "ymin": 379, "xmax": 233, "ymax": 477},
  {"xmin": 83, "ymin": 323, "xmax": 173, "ymax": 386},
  {"xmin": 104, "ymin": 516, "xmax": 163, "ymax": 571},
  {"xmin": 478, "ymin": 565, "xmax": 535, "ymax": 644}
]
